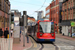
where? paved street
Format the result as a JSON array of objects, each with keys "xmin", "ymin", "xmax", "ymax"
[
  {"xmin": 55, "ymin": 37, "xmax": 75, "ymax": 50},
  {"xmin": 27, "ymin": 37, "xmax": 41, "ymax": 50},
  {"xmin": 27, "ymin": 36, "xmax": 75, "ymax": 50}
]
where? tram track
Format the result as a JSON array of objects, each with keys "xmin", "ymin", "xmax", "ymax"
[
  {"xmin": 29, "ymin": 36, "xmax": 59, "ymax": 50},
  {"xmin": 39, "ymin": 42, "xmax": 59, "ymax": 50},
  {"xmin": 39, "ymin": 43, "xmax": 44, "ymax": 50},
  {"xmin": 52, "ymin": 42, "xmax": 59, "ymax": 50}
]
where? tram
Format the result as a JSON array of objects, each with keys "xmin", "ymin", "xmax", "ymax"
[{"xmin": 28, "ymin": 19, "xmax": 55, "ymax": 42}]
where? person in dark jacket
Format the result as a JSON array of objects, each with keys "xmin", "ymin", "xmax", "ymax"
[
  {"xmin": 4, "ymin": 28, "xmax": 9, "ymax": 38},
  {"xmin": 0, "ymin": 28, "xmax": 3, "ymax": 38}
]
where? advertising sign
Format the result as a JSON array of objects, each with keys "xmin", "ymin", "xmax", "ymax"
[
  {"xmin": 14, "ymin": 17, "xmax": 20, "ymax": 38},
  {"xmin": 71, "ymin": 21, "xmax": 75, "ymax": 27},
  {"xmin": 14, "ymin": 17, "xmax": 19, "ymax": 26},
  {"xmin": 14, "ymin": 26, "xmax": 20, "ymax": 38}
]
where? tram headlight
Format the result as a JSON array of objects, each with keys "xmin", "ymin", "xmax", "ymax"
[
  {"xmin": 40, "ymin": 34, "xmax": 43, "ymax": 36},
  {"xmin": 52, "ymin": 34, "xmax": 54, "ymax": 36}
]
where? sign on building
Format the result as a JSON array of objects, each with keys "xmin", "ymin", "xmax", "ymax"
[{"xmin": 71, "ymin": 21, "xmax": 75, "ymax": 27}]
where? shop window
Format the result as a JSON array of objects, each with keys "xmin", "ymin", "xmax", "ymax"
[
  {"xmin": 64, "ymin": 3, "xmax": 67, "ymax": 10},
  {"xmin": 65, "ymin": 11, "xmax": 67, "ymax": 20},
  {"xmin": 68, "ymin": 10, "xmax": 70, "ymax": 20},
  {"xmin": 0, "ymin": 0, "xmax": 1, "ymax": 8},
  {"xmin": 73, "ymin": 0, "xmax": 75, "ymax": 7},
  {"xmin": 62, "ymin": 12, "xmax": 64, "ymax": 20},
  {"xmin": 68, "ymin": 2, "xmax": 70, "ymax": 8},
  {"xmin": 72, "ymin": 27, "xmax": 75, "ymax": 33},
  {"xmin": 70, "ymin": 10, "xmax": 72, "ymax": 19},
  {"xmin": 70, "ymin": 1, "xmax": 72, "ymax": 8},
  {"xmin": 73, "ymin": 9, "xmax": 75, "ymax": 19}
]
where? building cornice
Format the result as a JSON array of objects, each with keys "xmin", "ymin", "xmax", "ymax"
[
  {"xmin": 51, "ymin": 4, "xmax": 59, "ymax": 9},
  {"xmin": 0, "ymin": 9, "xmax": 9, "ymax": 15}
]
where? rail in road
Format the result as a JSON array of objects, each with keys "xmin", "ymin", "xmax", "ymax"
[{"xmin": 28, "ymin": 36, "xmax": 59, "ymax": 50}]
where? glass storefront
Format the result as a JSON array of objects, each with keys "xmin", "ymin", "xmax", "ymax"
[
  {"xmin": 71, "ymin": 21, "xmax": 75, "ymax": 37},
  {"xmin": 68, "ymin": 26, "xmax": 71, "ymax": 37},
  {"xmin": 72, "ymin": 27, "xmax": 75, "ymax": 37}
]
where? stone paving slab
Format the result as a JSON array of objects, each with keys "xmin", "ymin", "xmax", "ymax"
[
  {"xmin": 0, "ymin": 38, "xmax": 13, "ymax": 50},
  {"xmin": 56, "ymin": 34, "xmax": 75, "ymax": 41},
  {"xmin": 13, "ymin": 35, "xmax": 32, "ymax": 50}
]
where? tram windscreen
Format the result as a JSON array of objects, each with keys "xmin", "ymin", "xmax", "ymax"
[{"xmin": 39, "ymin": 22, "xmax": 54, "ymax": 33}]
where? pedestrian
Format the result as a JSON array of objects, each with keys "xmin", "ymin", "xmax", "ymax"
[
  {"xmin": 26, "ymin": 27, "xmax": 30, "ymax": 43},
  {"xmin": 4, "ymin": 28, "xmax": 9, "ymax": 38},
  {"xmin": 22, "ymin": 30, "xmax": 23, "ymax": 35},
  {"xmin": 11, "ymin": 29, "xmax": 13, "ymax": 37},
  {"xmin": 0, "ymin": 28, "xmax": 3, "ymax": 38},
  {"xmin": 26, "ymin": 33, "xmax": 29, "ymax": 43},
  {"xmin": 19, "ymin": 30, "xmax": 21, "ymax": 41}
]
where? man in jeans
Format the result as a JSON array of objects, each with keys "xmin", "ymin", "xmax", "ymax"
[
  {"xmin": 26, "ymin": 33, "xmax": 29, "ymax": 43},
  {"xmin": 26, "ymin": 27, "xmax": 31, "ymax": 43}
]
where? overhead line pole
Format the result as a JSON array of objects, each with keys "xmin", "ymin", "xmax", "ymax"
[{"xmin": 23, "ymin": 11, "xmax": 27, "ymax": 47}]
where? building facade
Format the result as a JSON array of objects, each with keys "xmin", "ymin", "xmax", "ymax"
[
  {"xmin": 28, "ymin": 17, "xmax": 35, "ymax": 26},
  {"xmin": 61, "ymin": 0, "xmax": 75, "ymax": 37},
  {"xmin": 0, "ymin": 0, "xmax": 10, "ymax": 31},
  {"xmin": 46, "ymin": 5, "xmax": 50, "ymax": 19},
  {"xmin": 46, "ymin": 0, "xmax": 63, "ymax": 33},
  {"xmin": 37, "ymin": 11, "xmax": 44, "ymax": 20}
]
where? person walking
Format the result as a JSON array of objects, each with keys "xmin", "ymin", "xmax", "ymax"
[
  {"xmin": 0, "ymin": 28, "xmax": 3, "ymax": 38},
  {"xmin": 26, "ymin": 26, "xmax": 30, "ymax": 43},
  {"xmin": 26, "ymin": 33, "xmax": 29, "ymax": 43},
  {"xmin": 19, "ymin": 30, "xmax": 21, "ymax": 41},
  {"xmin": 4, "ymin": 28, "xmax": 9, "ymax": 38},
  {"xmin": 11, "ymin": 29, "xmax": 13, "ymax": 37}
]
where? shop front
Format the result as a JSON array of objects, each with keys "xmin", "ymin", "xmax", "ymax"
[
  {"xmin": 71, "ymin": 21, "xmax": 75, "ymax": 38},
  {"xmin": 68, "ymin": 26, "xmax": 71, "ymax": 37}
]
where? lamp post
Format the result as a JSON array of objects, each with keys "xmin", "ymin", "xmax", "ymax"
[{"xmin": 23, "ymin": 11, "xmax": 27, "ymax": 47}]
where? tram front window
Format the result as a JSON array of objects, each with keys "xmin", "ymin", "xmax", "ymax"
[{"xmin": 39, "ymin": 22, "xmax": 54, "ymax": 33}]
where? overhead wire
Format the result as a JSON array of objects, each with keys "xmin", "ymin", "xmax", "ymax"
[
  {"xmin": 10, "ymin": 0, "xmax": 47, "ymax": 16},
  {"xmin": 10, "ymin": 0, "xmax": 47, "ymax": 7},
  {"xmin": 30, "ymin": 0, "xmax": 46, "ymax": 15}
]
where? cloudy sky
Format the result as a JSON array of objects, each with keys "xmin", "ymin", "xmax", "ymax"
[{"xmin": 9, "ymin": 0, "xmax": 52, "ymax": 19}]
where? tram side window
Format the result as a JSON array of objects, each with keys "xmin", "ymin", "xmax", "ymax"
[
  {"xmin": 51, "ymin": 24, "xmax": 54, "ymax": 33},
  {"xmin": 36, "ymin": 24, "xmax": 38, "ymax": 32},
  {"xmin": 39, "ymin": 25, "xmax": 43, "ymax": 33}
]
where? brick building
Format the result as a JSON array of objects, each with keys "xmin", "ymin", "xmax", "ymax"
[
  {"xmin": 46, "ymin": 0, "xmax": 63, "ymax": 33},
  {"xmin": 0, "ymin": 0, "xmax": 10, "ymax": 31},
  {"xmin": 28, "ymin": 17, "xmax": 35, "ymax": 22},
  {"xmin": 61, "ymin": 0, "xmax": 75, "ymax": 37},
  {"xmin": 46, "ymin": 5, "xmax": 50, "ymax": 19}
]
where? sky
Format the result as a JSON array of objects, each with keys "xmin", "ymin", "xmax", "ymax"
[{"xmin": 9, "ymin": 0, "xmax": 52, "ymax": 20}]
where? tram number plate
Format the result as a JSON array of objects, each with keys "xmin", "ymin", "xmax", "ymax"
[{"xmin": 45, "ymin": 39, "xmax": 50, "ymax": 41}]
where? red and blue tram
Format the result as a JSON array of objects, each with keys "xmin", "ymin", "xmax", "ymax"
[{"xmin": 28, "ymin": 19, "xmax": 55, "ymax": 42}]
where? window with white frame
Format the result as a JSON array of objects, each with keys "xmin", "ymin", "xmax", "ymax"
[
  {"xmin": 46, "ymin": 9, "xmax": 50, "ymax": 14},
  {"xmin": 46, "ymin": 15, "xmax": 50, "ymax": 18}
]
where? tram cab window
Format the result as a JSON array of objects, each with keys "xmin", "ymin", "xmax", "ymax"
[
  {"xmin": 36, "ymin": 24, "xmax": 38, "ymax": 32},
  {"xmin": 39, "ymin": 25, "xmax": 43, "ymax": 33},
  {"xmin": 39, "ymin": 22, "xmax": 54, "ymax": 33}
]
